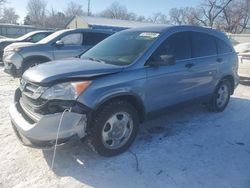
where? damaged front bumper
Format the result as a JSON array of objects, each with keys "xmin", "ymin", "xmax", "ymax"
[
  {"xmin": 3, "ymin": 51, "xmax": 23, "ymax": 77},
  {"xmin": 9, "ymin": 102, "xmax": 87, "ymax": 148}
]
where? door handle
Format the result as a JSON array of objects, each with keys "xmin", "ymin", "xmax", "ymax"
[
  {"xmin": 217, "ymin": 58, "xmax": 223, "ymax": 63},
  {"xmin": 185, "ymin": 63, "xmax": 194, "ymax": 68}
]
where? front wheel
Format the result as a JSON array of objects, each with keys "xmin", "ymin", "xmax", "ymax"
[
  {"xmin": 208, "ymin": 80, "xmax": 231, "ymax": 112},
  {"xmin": 89, "ymin": 101, "xmax": 139, "ymax": 157}
]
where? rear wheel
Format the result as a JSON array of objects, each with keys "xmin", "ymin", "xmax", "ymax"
[
  {"xmin": 89, "ymin": 101, "xmax": 139, "ymax": 157},
  {"xmin": 208, "ymin": 80, "xmax": 231, "ymax": 112}
]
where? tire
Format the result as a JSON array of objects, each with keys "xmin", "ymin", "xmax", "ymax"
[
  {"xmin": 89, "ymin": 100, "xmax": 139, "ymax": 157},
  {"xmin": 208, "ymin": 80, "xmax": 231, "ymax": 112}
]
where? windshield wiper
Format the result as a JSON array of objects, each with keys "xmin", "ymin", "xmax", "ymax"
[{"xmin": 83, "ymin": 56, "xmax": 106, "ymax": 64}]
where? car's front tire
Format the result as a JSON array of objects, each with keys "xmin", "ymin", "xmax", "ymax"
[
  {"xmin": 208, "ymin": 80, "xmax": 231, "ymax": 112},
  {"xmin": 89, "ymin": 100, "xmax": 139, "ymax": 157}
]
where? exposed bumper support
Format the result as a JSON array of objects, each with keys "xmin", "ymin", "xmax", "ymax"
[
  {"xmin": 3, "ymin": 51, "xmax": 23, "ymax": 77},
  {"xmin": 9, "ymin": 103, "xmax": 87, "ymax": 148},
  {"xmin": 3, "ymin": 63, "xmax": 22, "ymax": 77}
]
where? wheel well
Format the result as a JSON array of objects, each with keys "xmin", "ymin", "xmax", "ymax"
[
  {"xmin": 23, "ymin": 56, "xmax": 51, "ymax": 66},
  {"xmin": 221, "ymin": 75, "xmax": 234, "ymax": 94},
  {"xmin": 94, "ymin": 95, "xmax": 145, "ymax": 123},
  {"xmin": 22, "ymin": 56, "xmax": 51, "ymax": 73}
]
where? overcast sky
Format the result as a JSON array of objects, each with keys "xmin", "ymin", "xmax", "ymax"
[{"xmin": 6, "ymin": 0, "xmax": 201, "ymax": 23}]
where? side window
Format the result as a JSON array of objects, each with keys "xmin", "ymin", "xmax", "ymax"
[
  {"xmin": 192, "ymin": 32, "xmax": 217, "ymax": 57},
  {"xmin": 60, "ymin": 33, "xmax": 83, "ymax": 45},
  {"xmin": 83, "ymin": 32, "xmax": 110, "ymax": 46},
  {"xmin": 31, "ymin": 33, "xmax": 49, "ymax": 42},
  {"xmin": 150, "ymin": 32, "xmax": 191, "ymax": 62},
  {"xmin": 217, "ymin": 39, "xmax": 232, "ymax": 54}
]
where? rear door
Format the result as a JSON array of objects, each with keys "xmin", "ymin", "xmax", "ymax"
[
  {"xmin": 188, "ymin": 32, "xmax": 219, "ymax": 98},
  {"xmin": 53, "ymin": 32, "xmax": 85, "ymax": 60}
]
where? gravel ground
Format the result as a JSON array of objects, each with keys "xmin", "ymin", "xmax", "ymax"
[{"xmin": 0, "ymin": 65, "xmax": 250, "ymax": 188}]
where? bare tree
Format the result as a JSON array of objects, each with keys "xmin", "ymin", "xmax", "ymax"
[
  {"xmin": 219, "ymin": 0, "xmax": 250, "ymax": 33},
  {"xmin": 64, "ymin": 1, "xmax": 86, "ymax": 18},
  {"xmin": 0, "ymin": 0, "xmax": 6, "ymax": 7},
  {"xmin": 0, "ymin": 0, "xmax": 5, "ymax": 7},
  {"xmin": 0, "ymin": 7, "xmax": 19, "ymax": 24},
  {"xmin": 99, "ymin": 2, "xmax": 135, "ymax": 20},
  {"xmin": 46, "ymin": 9, "xmax": 67, "ymax": 29},
  {"xmin": 194, "ymin": 0, "xmax": 233, "ymax": 27},
  {"xmin": 148, "ymin": 12, "xmax": 169, "ymax": 24},
  {"xmin": 136, "ymin": 15, "xmax": 146, "ymax": 22},
  {"xmin": 25, "ymin": 0, "xmax": 85, "ymax": 28},
  {"xmin": 24, "ymin": 15, "xmax": 32, "ymax": 25},
  {"xmin": 169, "ymin": 7, "xmax": 200, "ymax": 25},
  {"xmin": 0, "ymin": 0, "xmax": 6, "ymax": 17},
  {"xmin": 26, "ymin": 0, "xmax": 47, "ymax": 27}
]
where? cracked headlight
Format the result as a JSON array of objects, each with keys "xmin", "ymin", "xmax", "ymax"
[{"xmin": 41, "ymin": 81, "xmax": 91, "ymax": 100}]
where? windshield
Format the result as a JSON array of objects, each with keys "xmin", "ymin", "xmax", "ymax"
[
  {"xmin": 38, "ymin": 30, "xmax": 67, "ymax": 44},
  {"xmin": 81, "ymin": 31, "xmax": 160, "ymax": 66},
  {"xmin": 16, "ymin": 32, "xmax": 37, "ymax": 40}
]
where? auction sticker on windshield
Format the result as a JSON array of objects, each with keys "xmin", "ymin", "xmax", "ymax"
[{"xmin": 139, "ymin": 32, "xmax": 160, "ymax": 39}]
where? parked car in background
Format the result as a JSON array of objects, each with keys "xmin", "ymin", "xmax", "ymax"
[
  {"xmin": 0, "ymin": 30, "xmax": 53, "ymax": 62},
  {"xmin": 0, "ymin": 35, "xmax": 7, "ymax": 39},
  {"xmin": 3, "ymin": 29, "xmax": 114, "ymax": 77},
  {"xmin": 9, "ymin": 26, "xmax": 239, "ymax": 156},
  {"xmin": 234, "ymin": 43, "xmax": 250, "ymax": 78}
]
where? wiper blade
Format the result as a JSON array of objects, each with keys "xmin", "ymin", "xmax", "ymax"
[{"xmin": 83, "ymin": 56, "xmax": 106, "ymax": 64}]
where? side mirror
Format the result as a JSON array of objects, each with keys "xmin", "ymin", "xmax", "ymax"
[
  {"xmin": 147, "ymin": 55, "xmax": 176, "ymax": 66},
  {"xmin": 55, "ymin": 40, "xmax": 64, "ymax": 47}
]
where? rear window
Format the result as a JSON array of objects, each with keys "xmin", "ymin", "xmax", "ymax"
[
  {"xmin": 83, "ymin": 32, "xmax": 110, "ymax": 46},
  {"xmin": 217, "ymin": 39, "xmax": 232, "ymax": 54},
  {"xmin": 192, "ymin": 32, "xmax": 217, "ymax": 58}
]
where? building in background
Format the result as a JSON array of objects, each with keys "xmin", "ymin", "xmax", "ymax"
[
  {"xmin": 0, "ymin": 23, "xmax": 43, "ymax": 38},
  {"xmin": 66, "ymin": 15, "xmax": 158, "ymax": 31}
]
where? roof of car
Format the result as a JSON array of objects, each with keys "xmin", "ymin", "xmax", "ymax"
[
  {"xmin": 125, "ymin": 25, "xmax": 169, "ymax": 32},
  {"xmin": 28, "ymin": 30, "xmax": 54, "ymax": 34},
  {"xmin": 59, "ymin": 28, "xmax": 115, "ymax": 35},
  {"xmin": 127, "ymin": 25, "xmax": 223, "ymax": 34},
  {"xmin": 125, "ymin": 25, "xmax": 229, "ymax": 43}
]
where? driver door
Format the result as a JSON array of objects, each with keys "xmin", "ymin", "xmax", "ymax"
[
  {"xmin": 53, "ymin": 33, "xmax": 86, "ymax": 60},
  {"xmin": 146, "ymin": 31, "xmax": 196, "ymax": 112}
]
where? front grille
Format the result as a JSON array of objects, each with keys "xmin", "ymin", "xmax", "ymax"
[
  {"xmin": 25, "ymin": 83, "xmax": 37, "ymax": 95},
  {"xmin": 21, "ymin": 94, "xmax": 47, "ymax": 108},
  {"xmin": 21, "ymin": 80, "xmax": 47, "ymax": 108},
  {"xmin": 19, "ymin": 80, "xmax": 78, "ymax": 117},
  {"xmin": 22, "ymin": 82, "xmax": 41, "ymax": 99},
  {"xmin": 18, "ymin": 100, "xmax": 40, "ymax": 123},
  {"xmin": 19, "ymin": 81, "xmax": 48, "ymax": 120}
]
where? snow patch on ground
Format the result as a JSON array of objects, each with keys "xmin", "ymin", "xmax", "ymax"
[{"xmin": 0, "ymin": 65, "xmax": 250, "ymax": 188}]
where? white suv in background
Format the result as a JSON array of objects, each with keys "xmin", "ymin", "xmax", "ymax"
[{"xmin": 234, "ymin": 43, "xmax": 250, "ymax": 78}]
